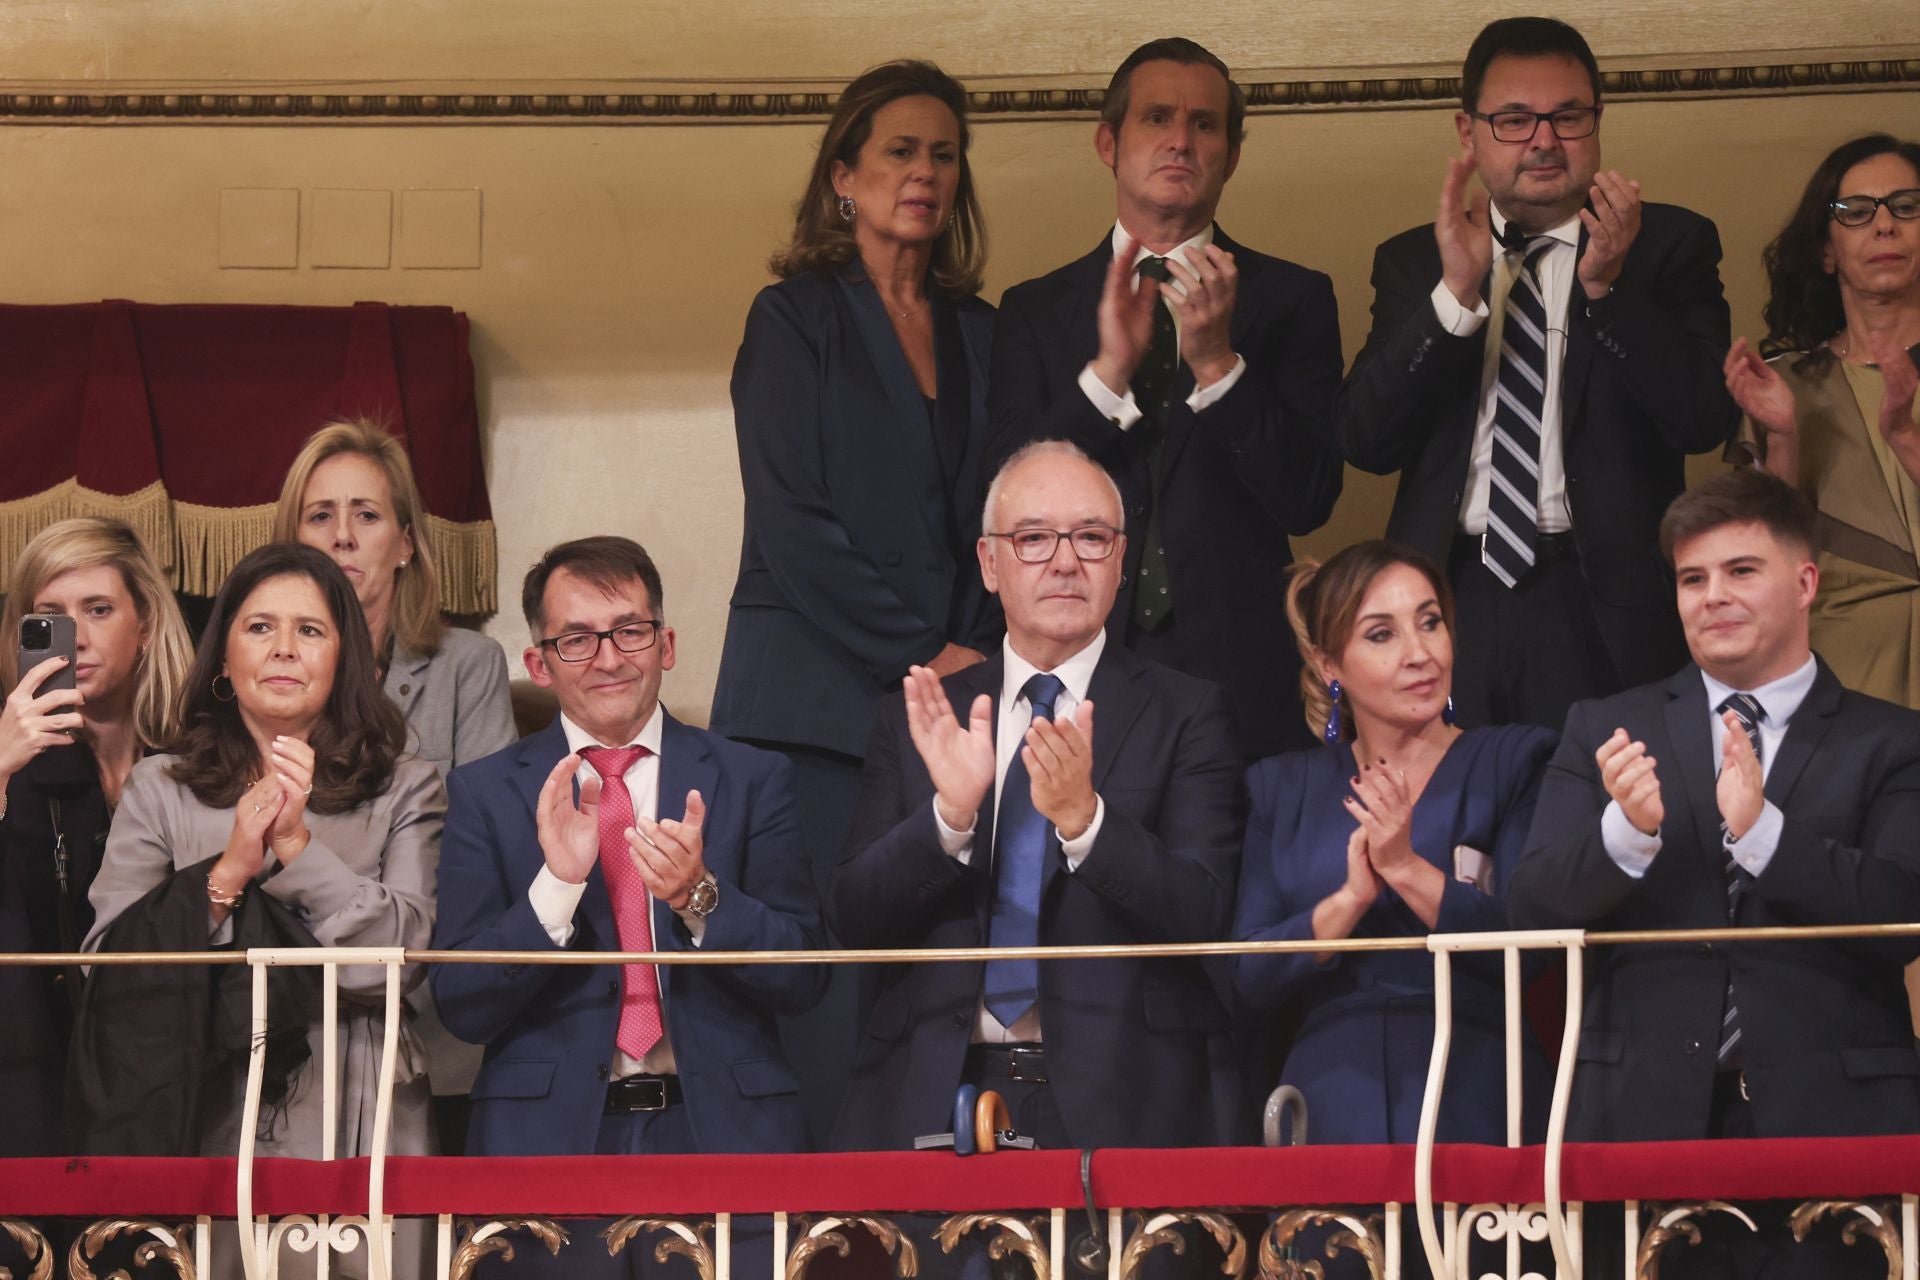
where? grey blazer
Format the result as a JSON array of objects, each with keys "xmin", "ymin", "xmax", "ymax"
[
  {"xmin": 85, "ymin": 754, "xmax": 446, "ymax": 1159},
  {"xmin": 385, "ymin": 627, "xmax": 517, "ymax": 779}
]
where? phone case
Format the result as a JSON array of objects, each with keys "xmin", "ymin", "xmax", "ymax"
[{"xmin": 14, "ymin": 613, "xmax": 77, "ymax": 697}]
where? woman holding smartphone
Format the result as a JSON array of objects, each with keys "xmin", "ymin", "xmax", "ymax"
[{"xmin": 0, "ymin": 516, "xmax": 193, "ymax": 1155}]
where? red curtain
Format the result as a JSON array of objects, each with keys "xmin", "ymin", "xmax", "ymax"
[{"xmin": 0, "ymin": 300, "xmax": 495, "ymax": 613}]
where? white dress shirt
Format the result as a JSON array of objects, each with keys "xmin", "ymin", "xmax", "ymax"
[
  {"xmin": 933, "ymin": 631, "xmax": 1109, "ymax": 1042},
  {"xmin": 1602, "ymin": 656, "xmax": 1819, "ymax": 879},
  {"xmin": 527, "ymin": 703, "xmax": 702, "ymax": 1076},
  {"xmin": 1429, "ymin": 207, "xmax": 1579, "ymax": 536},
  {"xmin": 1077, "ymin": 222, "xmax": 1248, "ymax": 428}
]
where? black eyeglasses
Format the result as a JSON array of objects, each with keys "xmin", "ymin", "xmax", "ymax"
[
  {"xmin": 1830, "ymin": 189, "xmax": 1920, "ymax": 228},
  {"xmin": 539, "ymin": 621, "xmax": 663, "ymax": 663},
  {"xmin": 1469, "ymin": 106, "xmax": 1600, "ymax": 143},
  {"xmin": 985, "ymin": 525, "xmax": 1122, "ymax": 563}
]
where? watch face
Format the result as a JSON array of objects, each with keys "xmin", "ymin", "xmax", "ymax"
[{"xmin": 689, "ymin": 875, "xmax": 719, "ymax": 916}]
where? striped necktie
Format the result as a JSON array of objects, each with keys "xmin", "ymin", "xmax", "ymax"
[
  {"xmin": 1482, "ymin": 237, "xmax": 1555, "ymax": 588},
  {"xmin": 1714, "ymin": 692, "xmax": 1765, "ymax": 1068}
]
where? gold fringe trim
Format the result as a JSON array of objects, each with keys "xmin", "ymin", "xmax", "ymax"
[
  {"xmin": 169, "ymin": 498, "xmax": 278, "ymax": 597},
  {"xmin": 425, "ymin": 512, "xmax": 498, "ymax": 616},
  {"xmin": 0, "ymin": 483, "xmax": 497, "ymax": 614}
]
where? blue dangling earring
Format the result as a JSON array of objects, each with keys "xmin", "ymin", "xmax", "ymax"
[
  {"xmin": 1441, "ymin": 694, "xmax": 1457, "ymax": 727},
  {"xmin": 1322, "ymin": 679, "xmax": 1344, "ymax": 745}
]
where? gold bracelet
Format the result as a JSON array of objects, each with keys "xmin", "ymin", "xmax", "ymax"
[{"xmin": 206, "ymin": 871, "xmax": 245, "ymax": 908}]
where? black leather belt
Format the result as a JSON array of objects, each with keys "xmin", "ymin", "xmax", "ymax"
[
  {"xmin": 965, "ymin": 1043, "xmax": 1049, "ymax": 1085},
  {"xmin": 605, "ymin": 1073, "xmax": 683, "ymax": 1113},
  {"xmin": 1453, "ymin": 530, "xmax": 1579, "ymax": 565}
]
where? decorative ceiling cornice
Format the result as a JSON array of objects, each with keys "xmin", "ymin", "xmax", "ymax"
[{"xmin": 0, "ymin": 56, "xmax": 1913, "ymax": 123}]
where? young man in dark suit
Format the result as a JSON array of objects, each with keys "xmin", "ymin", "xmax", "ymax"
[
  {"xmin": 432, "ymin": 537, "xmax": 825, "ymax": 1276},
  {"xmin": 1513, "ymin": 469, "xmax": 1920, "ymax": 1277},
  {"xmin": 987, "ymin": 37, "xmax": 1345, "ymax": 759},
  {"xmin": 1338, "ymin": 16, "xmax": 1739, "ymax": 733}
]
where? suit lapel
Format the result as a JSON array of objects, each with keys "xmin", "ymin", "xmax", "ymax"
[
  {"xmin": 384, "ymin": 647, "xmax": 432, "ymax": 715},
  {"xmin": 1765, "ymin": 661, "xmax": 1840, "ymax": 809},
  {"xmin": 1660, "ymin": 665, "xmax": 1724, "ymax": 870},
  {"xmin": 836, "ymin": 267, "xmax": 948, "ymax": 551},
  {"xmin": 1558, "ymin": 220, "xmax": 1596, "ymax": 445},
  {"xmin": 1054, "ymin": 240, "xmax": 1110, "ymax": 370},
  {"xmin": 930, "ymin": 295, "xmax": 970, "ymax": 489}
]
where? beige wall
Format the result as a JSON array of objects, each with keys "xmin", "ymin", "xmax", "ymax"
[{"xmin": 1, "ymin": 5, "xmax": 1916, "ymax": 722}]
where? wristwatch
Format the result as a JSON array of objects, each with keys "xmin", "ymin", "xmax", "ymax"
[{"xmin": 684, "ymin": 873, "xmax": 720, "ymax": 919}]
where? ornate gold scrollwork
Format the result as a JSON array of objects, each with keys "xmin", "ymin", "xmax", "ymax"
[
  {"xmin": 1636, "ymin": 1201, "xmax": 1756, "ymax": 1280},
  {"xmin": 67, "ymin": 1219, "xmax": 196, "ymax": 1280},
  {"xmin": 1119, "ymin": 1211, "xmax": 1246, "ymax": 1280},
  {"xmin": 605, "ymin": 1217, "xmax": 716, "ymax": 1280},
  {"xmin": 1256, "ymin": 1209, "xmax": 1384, "ymax": 1280},
  {"xmin": 787, "ymin": 1215, "xmax": 919, "ymax": 1280},
  {"xmin": 0, "ymin": 1220, "xmax": 53, "ymax": 1280},
  {"xmin": 1789, "ymin": 1200, "xmax": 1903, "ymax": 1280},
  {"xmin": 935, "ymin": 1213, "xmax": 1050, "ymax": 1280},
  {"xmin": 448, "ymin": 1217, "xmax": 569, "ymax": 1280}
]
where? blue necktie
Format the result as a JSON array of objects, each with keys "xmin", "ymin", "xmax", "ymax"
[
  {"xmin": 1715, "ymin": 692, "xmax": 1765, "ymax": 1068},
  {"xmin": 982, "ymin": 672, "xmax": 1067, "ymax": 1029}
]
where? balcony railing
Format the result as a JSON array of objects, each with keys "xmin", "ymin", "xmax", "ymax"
[{"xmin": 1, "ymin": 925, "xmax": 1917, "ymax": 1280}]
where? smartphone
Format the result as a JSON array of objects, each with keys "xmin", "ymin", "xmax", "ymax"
[{"xmin": 15, "ymin": 614, "xmax": 77, "ymax": 697}]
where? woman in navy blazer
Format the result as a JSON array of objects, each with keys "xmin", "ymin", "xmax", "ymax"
[
  {"xmin": 711, "ymin": 60, "xmax": 1000, "ymax": 1138},
  {"xmin": 1234, "ymin": 541, "xmax": 1555, "ymax": 1147}
]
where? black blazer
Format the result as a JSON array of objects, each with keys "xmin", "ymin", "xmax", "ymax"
[
  {"xmin": 829, "ymin": 644, "xmax": 1246, "ymax": 1150},
  {"xmin": 0, "ymin": 743, "xmax": 111, "ymax": 1156},
  {"xmin": 1510, "ymin": 660, "xmax": 1920, "ymax": 1140},
  {"xmin": 986, "ymin": 229, "xmax": 1344, "ymax": 758},
  {"xmin": 1337, "ymin": 204, "xmax": 1739, "ymax": 688},
  {"xmin": 712, "ymin": 265, "xmax": 1000, "ymax": 760}
]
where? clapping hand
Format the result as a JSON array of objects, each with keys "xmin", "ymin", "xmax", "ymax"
[
  {"xmin": 1596, "ymin": 728, "xmax": 1663, "ymax": 836},
  {"xmin": 1715, "ymin": 713, "xmax": 1765, "ymax": 841},
  {"xmin": 902, "ymin": 664, "xmax": 995, "ymax": 834},
  {"xmin": 1023, "ymin": 700, "xmax": 1097, "ymax": 841},
  {"xmin": 1436, "ymin": 152, "xmax": 1494, "ymax": 310},
  {"xmin": 1089, "ymin": 236, "xmax": 1162, "ymax": 396}
]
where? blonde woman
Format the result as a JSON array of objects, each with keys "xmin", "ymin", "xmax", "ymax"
[
  {"xmin": 0, "ymin": 516, "xmax": 191, "ymax": 1154},
  {"xmin": 275, "ymin": 418, "xmax": 515, "ymax": 776}
]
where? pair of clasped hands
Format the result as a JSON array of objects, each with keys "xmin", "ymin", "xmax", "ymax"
[
  {"xmin": 208, "ymin": 735, "xmax": 317, "ymax": 910},
  {"xmin": 536, "ymin": 753, "xmax": 711, "ymax": 911},
  {"xmin": 1599, "ymin": 711, "xmax": 1766, "ymax": 841},
  {"xmin": 903, "ymin": 665, "xmax": 1099, "ymax": 844}
]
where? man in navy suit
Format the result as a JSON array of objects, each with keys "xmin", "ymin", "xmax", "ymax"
[
  {"xmin": 986, "ymin": 37, "xmax": 1344, "ymax": 760},
  {"xmin": 1338, "ymin": 17, "xmax": 1737, "ymax": 734},
  {"xmin": 1513, "ymin": 470, "xmax": 1920, "ymax": 1276},
  {"xmin": 833, "ymin": 441, "xmax": 1244, "ymax": 1155},
  {"xmin": 433, "ymin": 537, "xmax": 824, "ymax": 1273}
]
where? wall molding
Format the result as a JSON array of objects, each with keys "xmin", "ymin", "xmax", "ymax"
[{"xmin": 1, "ymin": 56, "xmax": 1915, "ymax": 124}]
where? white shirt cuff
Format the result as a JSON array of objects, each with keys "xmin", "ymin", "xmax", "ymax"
[
  {"xmin": 1430, "ymin": 280, "xmax": 1489, "ymax": 336},
  {"xmin": 1078, "ymin": 362, "xmax": 1144, "ymax": 430},
  {"xmin": 934, "ymin": 797, "xmax": 977, "ymax": 865},
  {"xmin": 1725, "ymin": 801, "xmax": 1784, "ymax": 877},
  {"xmin": 1601, "ymin": 800, "xmax": 1661, "ymax": 879},
  {"xmin": 1186, "ymin": 354, "xmax": 1245, "ymax": 412},
  {"xmin": 529, "ymin": 863, "xmax": 589, "ymax": 946},
  {"xmin": 1059, "ymin": 795, "xmax": 1104, "ymax": 871},
  {"xmin": 674, "ymin": 908, "xmax": 708, "ymax": 945}
]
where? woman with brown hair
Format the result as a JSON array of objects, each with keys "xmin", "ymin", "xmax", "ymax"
[
  {"xmin": 0, "ymin": 517, "xmax": 192, "ymax": 1155},
  {"xmin": 275, "ymin": 417, "xmax": 515, "ymax": 774},
  {"xmin": 1726, "ymin": 133, "xmax": 1920, "ymax": 708},
  {"xmin": 79, "ymin": 542, "xmax": 442, "ymax": 1170},
  {"xmin": 1232, "ymin": 540, "xmax": 1554, "ymax": 1148},
  {"xmin": 710, "ymin": 60, "xmax": 1001, "ymax": 1138}
]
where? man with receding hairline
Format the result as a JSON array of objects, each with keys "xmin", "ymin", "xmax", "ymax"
[{"xmin": 832, "ymin": 440, "xmax": 1244, "ymax": 1155}]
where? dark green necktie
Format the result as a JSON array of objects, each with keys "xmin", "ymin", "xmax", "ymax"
[{"xmin": 1130, "ymin": 256, "xmax": 1179, "ymax": 631}]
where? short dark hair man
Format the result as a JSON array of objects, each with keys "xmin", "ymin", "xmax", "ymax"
[
  {"xmin": 987, "ymin": 37, "xmax": 1345, "ymax": 759},
  {"xmin": 1339, "ymin": 16, "xmax": 1739, "ymax": 734},
  {"xmin": 1512, "ymin": 469, "xmax": 1920, "ymax": 1273},
  {"xmin": 433, "ymin": 536, "xmax": 825, "ymax": 1276}
]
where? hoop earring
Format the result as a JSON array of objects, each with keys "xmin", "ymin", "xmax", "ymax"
[
  {"xmin": 1322, "ymin": 679, "xmax": 1344, "ymax": 745},
  {"xmin": 1441, "ymin": 694, "xmax": 1457, "ymax": 727},
  {"xmin": 837, "ymin": 195, "xmax": 856, "ymax": 223},
  {"xmin": 212, "ymin": 673, "xmax": 236, "ymax": 703}
]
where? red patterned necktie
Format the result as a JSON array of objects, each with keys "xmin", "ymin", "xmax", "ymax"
[{"xmin": 580, "ymin": 745, "xmax": 664, "ymax": 1060}]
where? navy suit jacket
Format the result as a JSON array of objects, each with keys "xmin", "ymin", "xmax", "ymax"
[
  {"xmin": 712, "ymin": 264, "xmax": 1001, "ymax": 759},
  {"xmin": 1337, "ymin": 205, "xmax": 1738, "ymax": 688},
  {"xmin": 986, "ymin": 229, "xmax": 1344, "ymax": 758},
  {"xmin": 430, "ymin": 714, "xmax": 828, "ymax": 1155},
  {"xmin": 1510, "ymin": 660, "xmax": 1920, "ymax": 1140},
  {"xmin": 829, "ymin": 644, "xmax": 1246, "ymax": 1150}
]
